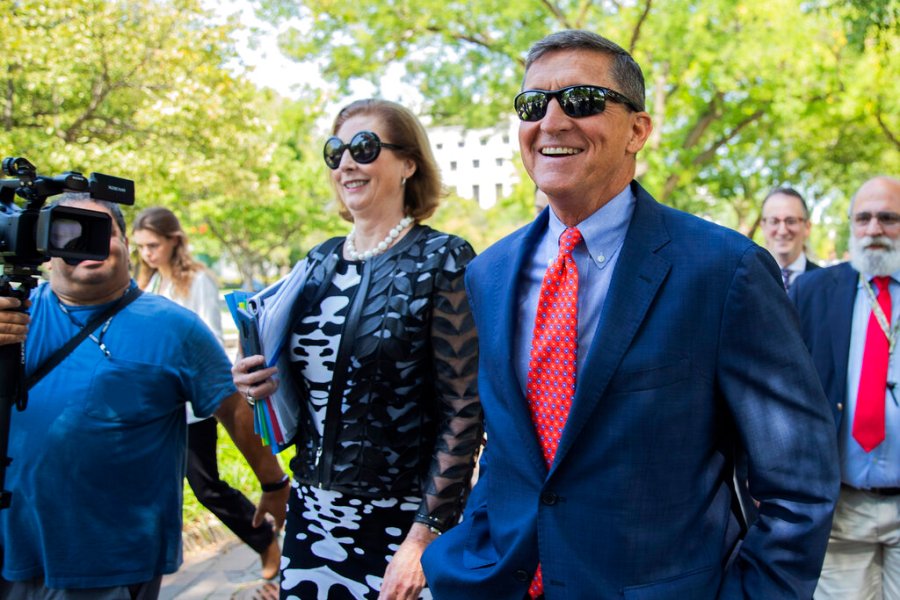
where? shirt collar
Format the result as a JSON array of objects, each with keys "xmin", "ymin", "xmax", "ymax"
[
  {"xmin": 784, "ymin": 254, "xmax": 807, "ymax": 273},
  {"xmin": 857, "ymin": 271, "xmax": 900, "ymax": 288},
  {"xmin": 546, "ymin": 185, "xmax": 635, "ymax": 269}
]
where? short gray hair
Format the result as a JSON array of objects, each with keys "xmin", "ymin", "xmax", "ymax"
[
  {"xmin": 524, "ymin": 30, "xmax": 646, "ymax": 112},
  {"xmin": 55, "ymin": 192, "xmax": 127, "ymax": 239},
  {"xmin": 762, "ymin": 187, "xmax": 809, "ymax": 219}
]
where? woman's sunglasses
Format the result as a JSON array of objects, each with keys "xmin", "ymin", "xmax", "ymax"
[
  {"xmin": 514, "ymin": 85, "xmax": 642, "ymax": 122},
  {"xmin": 323, "ymin": 130, "xmax": 404, "ymax": 170}
]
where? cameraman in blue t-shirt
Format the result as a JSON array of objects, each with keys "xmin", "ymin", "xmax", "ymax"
[{"xmin": 0, "ymin": 194, "xmax": 289, "ymax": 599}]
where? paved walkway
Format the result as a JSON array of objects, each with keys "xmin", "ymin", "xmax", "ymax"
[{"xmin": 160, "ymin": 535, "xmax": 278, "ymax": 600}]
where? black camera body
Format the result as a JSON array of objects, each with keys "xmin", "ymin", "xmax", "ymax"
[
  {"xmin": 0, "ymin": 157, "xmax": 135, "ymax": 511},
  {"xmin": 0, "ymin": 157, "xmax": 135, "ymax": 273}
]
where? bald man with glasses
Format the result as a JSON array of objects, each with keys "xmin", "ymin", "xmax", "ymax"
[{"xmin": 792, "ymin": 176, "xmax": 900, "ymax": 599}]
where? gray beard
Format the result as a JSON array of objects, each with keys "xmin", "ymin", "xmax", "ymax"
[{"xmin": 850, "ymin": 235, "xmax": 900, "ymax": 276}]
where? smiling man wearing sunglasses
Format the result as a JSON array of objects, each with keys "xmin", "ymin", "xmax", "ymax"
[{"xmin": 422, "ymin": 29, "xmax": 839, "ymax": 600}]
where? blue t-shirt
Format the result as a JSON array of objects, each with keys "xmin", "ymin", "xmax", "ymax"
[{"xmin": 0, "ymin": 281, "xmax": 236, "ymax": 589}]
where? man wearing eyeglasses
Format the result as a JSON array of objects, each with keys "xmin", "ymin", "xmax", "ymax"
[
  {"xmin": 422, "ymin": 29, "xmax": 838, "ymax": 600},
  {"xmin": 792, "ymin": 176, "xmax": 900, "ymax": 599},
  {"xmin": 760, "ymin": 187, "xmax": 821, "ymax": 291}
]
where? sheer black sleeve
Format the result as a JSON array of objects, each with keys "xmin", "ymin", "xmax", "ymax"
[{"xmin": 414, "ymin": 237, "xmax": 484, "ymax": 533}]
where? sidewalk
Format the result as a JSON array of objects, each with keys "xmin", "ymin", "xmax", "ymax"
[{"xmin": 160, "ymin": 535, "xmax": 277, "ymax": 600}]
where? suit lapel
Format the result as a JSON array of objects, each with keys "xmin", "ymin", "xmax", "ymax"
[
  {"xmin": 485, "ymin": 210, "xmax": 550, "ymax": 473},
  {"xmin": 829, "ymin": 263, "xmax": 858, "ymax": 402},
  {"xmin": 551, "ymin": 184, "xmax": 672, "ymax": 472}
]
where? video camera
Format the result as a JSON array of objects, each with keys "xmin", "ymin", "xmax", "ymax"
[
  {"xmin": 1, "ymin": 157, "xmax": 135, "ymax": 282},
  {"xmin": 0, "ymin": 157, "xmax": 134, "ymax": 511}
]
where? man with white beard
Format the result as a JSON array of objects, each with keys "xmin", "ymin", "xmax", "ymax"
[{"xmin": 792, "ymin": 175, "xmax": 900, "ymax": 599}]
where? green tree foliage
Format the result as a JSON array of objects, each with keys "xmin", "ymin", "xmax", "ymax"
[
  {"xmin": 2, "ymin": 0, "xmax": 341, "ymax": 284},
  {"xmin": 257, "ymin": 0, "xmax": 898, "ymax": 257}
]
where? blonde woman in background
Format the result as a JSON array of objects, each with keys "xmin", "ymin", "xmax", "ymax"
[{"xmin": 133, "ymin": 207, "xmax": 281, "ymax": 580}]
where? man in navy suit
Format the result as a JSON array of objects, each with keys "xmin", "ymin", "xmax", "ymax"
[
  {"xmin": 760, "ymin": 187, "xmax": 821, "ymax": 291},
  {"xmin": 421, "ymin": 30, "xmax": 839, "ymax": 599},
  {"xmin": 791, "ymin": 176, "xmax": 900, "ymax": 599}
]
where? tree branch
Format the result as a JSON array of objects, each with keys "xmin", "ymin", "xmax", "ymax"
[
  {"xmin": 683, "ymin": 91, "xmax": 723, "ymax": 149},
  {"xmin": 574, "ymin": 0, "xmax": 593, "ymax": 29},
  {"xmin": 63, "ymin": 77, "xmax": 114, "ymax": 143},
  {"xmin": 2, "ymin": 72, "xmax": 13, "ymax": 130},
  {"xmin": 539, "ymin": 0, "xmax": 574, "ymax": 29},
  {"xmin": 648, "ymin": 62, "xmax": 668, "ymax": 152},
  {"xmin": 692, "ymin": 109, "xmax": 765, "ymax": 165},
  {"xmin": 876, "ymin": 107, "xmax": 900, "ymax": 151},
  {"xmin": 424, "ymin": 26, "xmax": 494, "ymax": 52},
  {"xmin": 661, "ymin": 107, "xmax": 767, "ymax": 203},
  {"xmin": 205, "ymin": 218, "xmax": 257, "ymax": 288},
  {"xmin": 629, "ymin": 0, "xmax": 653, "ymax": 54}
]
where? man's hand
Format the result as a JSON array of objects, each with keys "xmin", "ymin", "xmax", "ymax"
[
  {"xmin": 215, "ymin": 392, "xmax": 288, "ymax": 529},
  {"xmin": 0, "ymin": 296, "xmax": 30, "ymax": 346},
  {"xmin": 378, "ymin": 523, "xmax": 437, "ymax": 600},
  {"xmin": 255, "ymin": 484, "xmax": 290, "ymax": 531}
]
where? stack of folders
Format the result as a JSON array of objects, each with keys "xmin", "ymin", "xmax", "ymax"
[{"xmin": 225, "ymin": 259, "xmax": 312, "ymax": 454}]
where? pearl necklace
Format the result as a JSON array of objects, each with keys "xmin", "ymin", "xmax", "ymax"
[{"xmin": 345, "ymin": 215, "xmax": 414, "ymax": 261}]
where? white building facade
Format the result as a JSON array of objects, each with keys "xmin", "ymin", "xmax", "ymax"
[{"xmin": 428, "ymin": 119, "xmax": 520, "ymax": 209}]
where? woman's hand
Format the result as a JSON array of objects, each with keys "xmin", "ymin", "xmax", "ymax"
[
  {"xmin": 378, "ymin": 523, "xmax": 438, "ymax": 600},
  {"xmin": 231, "ymin": 354, "xmax": 280, "ymax": 400}
]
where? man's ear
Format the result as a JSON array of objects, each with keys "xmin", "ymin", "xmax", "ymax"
[{"xmin": 626, "ymin": 112, "xmax": 653, "ymax": 155}]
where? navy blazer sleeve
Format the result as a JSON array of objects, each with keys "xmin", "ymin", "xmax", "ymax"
[{"xmin": 717, "ymin": 246, "xmax": 840, "ymax": 598}]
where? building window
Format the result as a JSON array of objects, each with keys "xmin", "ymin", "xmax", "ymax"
[
  {"xmin": 473, "ymin": 159, "xmax": 480, "ymax": 168},
  {"xmin": 496, "ymin": 183, "xmax": 503, "ymax": 198},
  {"xmin": 495, "ymin": 158, "xmax": 503, "ymax": 166},
  {"xmin": 436, "ymin": 143, "xmax": 443, "ymax": 149},
  {"xmin": 458, "ymin": 140, "xmax": 465, "ymax": 147},
  {"xmin": 502, "ymin": 134, "xmax": 510, "ymax": 144},
  {"xmin": 481, "ymin": 138, "xmax": 488, "ymax": 146},
  {"xmin": 450, "ymin": 161, "xmax": 457, "ymax": 171},
  {"xmin": 473, "ymin": 185, "xmax": 480, "ymax": 202}
]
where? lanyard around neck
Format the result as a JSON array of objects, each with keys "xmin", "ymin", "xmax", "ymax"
[
  {"xmin": 861, "ymin": 273, "xmax": 898, "ymax": 354},
  {"xmin": 56, "ymin": 297, "xmax": 117, "ymax": 358}
]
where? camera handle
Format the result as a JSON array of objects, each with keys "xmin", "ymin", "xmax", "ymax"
[{"xmin": 0, "ymin": 270, "xmax": 39, "ymax": 511}]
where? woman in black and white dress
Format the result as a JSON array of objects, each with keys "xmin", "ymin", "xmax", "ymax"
[{"xmin": 232, "ymin": 99, "xmax": 483, "ymax": 600}]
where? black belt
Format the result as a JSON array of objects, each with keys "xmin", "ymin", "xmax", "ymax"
[{"xmin": 842, "ymin": 483, "xmax": 900, "ymax": 496}]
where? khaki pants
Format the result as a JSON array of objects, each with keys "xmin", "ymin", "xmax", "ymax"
[{"xmin": 815, "ymin": 486, "xmax": 900, "ymax": 600}]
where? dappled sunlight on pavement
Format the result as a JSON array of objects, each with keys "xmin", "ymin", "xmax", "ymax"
[{"xmin": 160, "ymin": 533, "xmax": 281, "ymax": 600}]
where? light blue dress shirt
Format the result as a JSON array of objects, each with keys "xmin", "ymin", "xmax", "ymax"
[
  {"xmin": 841, "ymin": 271, "xmax": 900, "ymax": 488},
  {"xmin": 515, "ymin": 185, "xmax": 635, "ymax": 396}
]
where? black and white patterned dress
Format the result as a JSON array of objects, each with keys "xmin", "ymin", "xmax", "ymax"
[{"xmin": 279, "ymin": 227, "xmax": 482, "ymax": 600}]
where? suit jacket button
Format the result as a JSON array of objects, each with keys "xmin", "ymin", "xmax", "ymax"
[
  {"xmin": 541, "ymin": 492, "xmax": 558, "ymax": 505},
  {"xmin": 837, "ymin": 403, "xmax": 844, "ymax": 411},
  {"xmin": 514, "ymin": 569, "xmax": 530, "ymax": 582}
]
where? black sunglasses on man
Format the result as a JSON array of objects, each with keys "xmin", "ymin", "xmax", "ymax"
[{"xmin": 514, "ymin": 84, "xmax": 643, "ymax": 122}]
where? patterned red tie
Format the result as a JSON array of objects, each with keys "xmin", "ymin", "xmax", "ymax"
[
  {"xmin": 526, "ymin": 226, "xmax": 582, "ymax": 598},
  {"xmin": 853, "ymin": 276, "xmax": 892, "ymax": 452}
]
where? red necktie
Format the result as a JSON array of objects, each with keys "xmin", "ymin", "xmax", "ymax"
[
  {"xmin": 853, "ymin": 276, "xmax": 892, "ymax": 452},
  {"xmin": 526, "ymin": 227, "xmax": 581, "ymax": 598}
]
